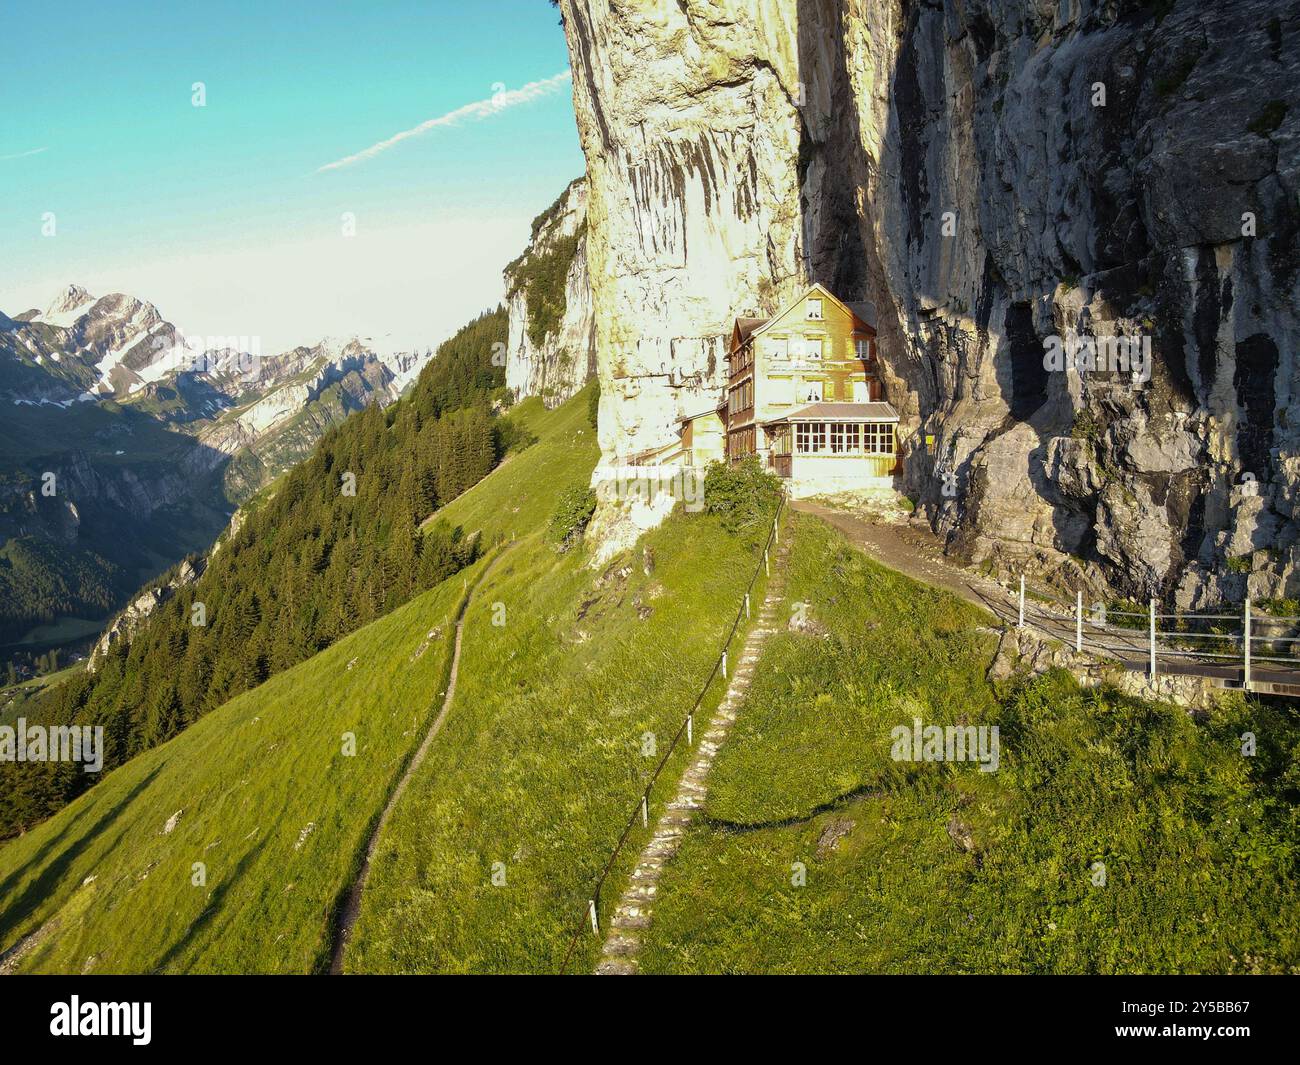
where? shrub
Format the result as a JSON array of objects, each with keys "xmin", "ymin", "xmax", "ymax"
[
  {"xmin": 549, "ymin": 485, "xmax": 597, "ymax": 551},
  {"xmin": 702, "ymin": 457, "xmax": 783, "ymax": 533}
]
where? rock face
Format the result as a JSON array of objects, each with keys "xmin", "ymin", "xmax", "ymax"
[
  {"xmin": 503, "ymin": 178, "xmax": 597, "ymax": 407},
  {"xmin": 559, "ymin": 0, "xmax": 1300, "ymax": 606},
  {"xmin": 88, "ymin": 557, "xmax": 205, "ymax": 670}
]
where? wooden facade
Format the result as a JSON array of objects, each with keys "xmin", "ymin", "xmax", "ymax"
[
  {"xmin": 676, "ymin": 407, "xmax": 725, "ymax": 466},
  {"xmin": 722, "ymin": 284, "xmax": 899, "ymax": 487}
]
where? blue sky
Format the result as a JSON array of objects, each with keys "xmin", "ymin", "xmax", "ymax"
[{"xmin": 0, "ymin": 0, "xmax": 582, "ymax": 352}]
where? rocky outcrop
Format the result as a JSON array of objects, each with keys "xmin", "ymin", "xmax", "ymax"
[
  {"xmin": 559, "ymin": 0, "xmax": 1300, "ymax": 607},
  {"xmin": 988, "ymin": 624, "xmax": 1231, "ymax": 711},
  {"xmin": 88, "ymin": 557, "xmax": 205, "ymax": 670},
  {"xmin": 503, "ymin": 178, "xmax": 596, "ymax": 407}
]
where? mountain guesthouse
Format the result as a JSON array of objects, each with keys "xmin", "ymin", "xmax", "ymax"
[{"xmin": 708, "ymin": 283, "xmax": 899, "ymax": 495}]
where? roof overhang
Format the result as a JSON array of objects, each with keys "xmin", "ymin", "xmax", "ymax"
[{"xmin": 763, "ymin": 401, "xmax": 900, "ymax": 426}]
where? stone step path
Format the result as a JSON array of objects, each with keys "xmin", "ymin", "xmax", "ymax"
[{"xmin": 595, "ymin": 531, "xmax": 790, "ymax": 974}]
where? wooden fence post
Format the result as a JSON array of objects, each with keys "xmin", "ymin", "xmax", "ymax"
[
  {"xmin": 1148, "ymin": 598, "xmax": 1156, "ymax": 680},
  {"xmin": 687, "ymin": 714, "xmax": 693, "ymax": 745},
  {"xmin": 1075, "ymin": 590, "xmax": 1083, "ymax": 653},
  {"xmin": 1244, "ymin": 598, "xmax": 1252, "ymax": 691},
  {"xmin": 641, "ymin": 793, "xmax": 649, "ymax": 828},
  {"xmin": 588, "ymin": 899, "xmax": 599, "ymax": 935},
  {"xmin": 722, "ymin": 649, "xmax": 728, "ymax": 679},
  {"xmin": 745, "ymin": 593, "xmax": 750, "ymax": 619}
]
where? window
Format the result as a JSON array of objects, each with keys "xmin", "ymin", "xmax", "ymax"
[
  {"xmin": 799, "ymin": 380, "xmax": 823, "ymax": 403},
  {"xmin": 830, "ymin": 423, "xmax": 861, "ymax": 453},
  {"xmin": 795, "ymin": 423, "xmax": 827, "ymax": 454},
  {"xmin": 727, "ymin": 379, "xmax": 753, "ymax": 417},
  {"xmin": 791, "ymin": 337, "xmax": 822, "ymax": 361},
  {"xmin": 728, "ymin": 427, "xmax": 756, "ymax": 461},
  {"xmin": 768, "ymin": 337, "xmax": 788, "ymax": 360},
  {"xmin": 769, "ymin": 376, "xmax": 795, "ymax": 405},
  {"xmin": 731, "ymin": 342, "xmax": 752, "ymax": 374},
  {"xmin": 806, "ymin": 298, "xmax": 823, "ymax": 320},
  {"xmin": 864, "ymin": 423, "xmax": 895, "ymax": 455},
  {"xmin": 855, "ymin": 338, "xmax": 871, "ymax": 359}
]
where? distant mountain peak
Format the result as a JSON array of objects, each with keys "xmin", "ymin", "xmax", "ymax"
[{"xmin": 44, "ymin": 283, "xmax": 95, "ymax": 319}]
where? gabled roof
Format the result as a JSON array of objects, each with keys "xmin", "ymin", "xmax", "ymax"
[
  {"xmin": 846, "ymin": 301, "xmax": 877, "ymax": 329},
  {"xmin": 733, "ymin": 283, "xmax": 876, "ymax": 349},
  {"xmin": 764, "ymin": 401, "xmax": 899, "ymax": 425}
]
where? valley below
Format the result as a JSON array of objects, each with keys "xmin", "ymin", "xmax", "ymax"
[{"xmin": 1, "ymin": 0, "xmax": 1296, "ymax": 985}]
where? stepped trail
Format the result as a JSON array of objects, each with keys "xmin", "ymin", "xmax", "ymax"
[
  {"xmin": 595, "ymin": 531, "xmax": 791, "ymax": 974},
  {"xmin": 329, "ymin": 549, "xmax": 505, "ymax": 974}
]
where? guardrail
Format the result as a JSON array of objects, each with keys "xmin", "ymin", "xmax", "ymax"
[
  {"xmin": 556, "ymin": 498, "xmax": 785, "ymax": 974},
  {"xmin": 1011, "ymin": 575, "xmax": 1300, "ymax": 692}
]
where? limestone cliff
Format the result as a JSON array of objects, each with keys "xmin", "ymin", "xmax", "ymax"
[
  {"xmin": 503, "ymin": 177, "xmax": 597, "ymax": 407},
  {"xmin": 559, "ymin": 0, "xmax": 1300, "ymax": 606}
]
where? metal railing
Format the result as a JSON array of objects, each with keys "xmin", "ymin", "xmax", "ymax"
[
  {"xmin": 1012, "ymin": 574, "xmax": 1300, "ymax": 691},
  {"xmin": 556, "ymin": 499, "xmax": 785, "ymax": 974}
]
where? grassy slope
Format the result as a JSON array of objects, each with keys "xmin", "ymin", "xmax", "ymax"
[
  {"xmin": 342, "ymin": 392, "xmax": 780, "ymax": 973},
  {"xmin": 422, "ymin": 392, "xmax": 599, "ymax": 542},
  {"xmin": 637, "ymin": 515, "xmax": 1300, "ymax": 974},
  {"xmin": 0, "ymin": 566, "xmax": 474, "ymax": 973},
  {"xmin": 343, "ymin": 509, "xmax": 771, "ymax": 973},
  {"xmin": 0, "ymin": 393, "xmax": 583, "ymax": 973}
]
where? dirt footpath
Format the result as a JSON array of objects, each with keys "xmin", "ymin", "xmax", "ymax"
[{"xmin": 790, "ymin": 499, "xmax": 1018, "ymax": 620}]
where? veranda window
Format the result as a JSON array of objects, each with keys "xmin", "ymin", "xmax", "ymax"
[
  {"xmin": 864, "ymin": 422, "xmax": 895, "ymax": 455},
  {"xmin": 829, "ymin": 423, "xmax": 861, "ymax": 453},
  {"xmin": 795, "ymin": 423, "xmax": 827, "ymax": 454}
]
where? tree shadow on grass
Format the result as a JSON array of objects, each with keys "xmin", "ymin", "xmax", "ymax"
[
  {"xmin": 149, "ymin": 833, "xmax": 271, "ymax": 974},
  {"xmin": 0, "ymin": 764, "xmax": 163, "ymax": 948}
]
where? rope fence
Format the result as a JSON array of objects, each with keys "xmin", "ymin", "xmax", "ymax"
[{"xmin": 556, "ymin": 498, "xmax": 785, "ymax": 974}]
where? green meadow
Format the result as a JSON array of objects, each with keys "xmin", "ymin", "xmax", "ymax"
[
  {"xmin": 636, "ymin": 515, "xmax": 1300, "ymax": 974},
  {"xmin": 0, "ymin": 387, "xmax": 597, "ymax": 973},
  {"xmin": 342, "ymin": 507, "xmax": 774, "ymax": 973},
  {"xmin": 0, "ymin": 387, "xmax": 777, "ymax": 973},
  {"xmin": 2, "ymin": 387, "xmax": 1294, "ymax": 975},
  {"xmin": 0, "ymin": 563, "xmax": 474, "ymax": 973}
]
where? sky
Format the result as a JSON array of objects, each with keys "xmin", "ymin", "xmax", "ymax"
[{"xmin": 0, "ymin": 0, "xmax": 583, "ymax": 353}]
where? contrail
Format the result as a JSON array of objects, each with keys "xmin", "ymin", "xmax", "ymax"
[
  {"xmin": 316, "ymin": 71, "xmax": 572, "ymax": 173},
  {"xmin": 0, "ymin": 147, "xmax": 48, "ymax": 161}
]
